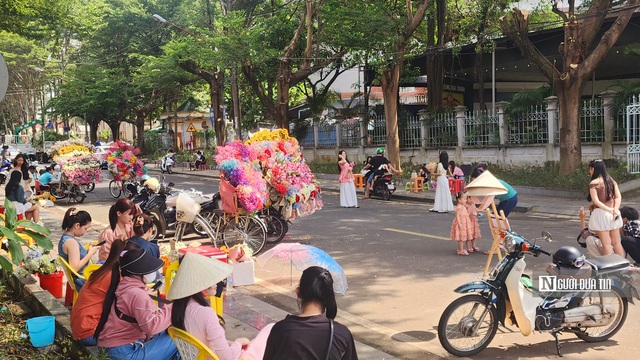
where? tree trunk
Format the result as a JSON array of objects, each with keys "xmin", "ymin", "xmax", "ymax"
[
  {"xmin": 210, "ymin": 75, "xmax": 226, "ymax": 147},
  {"xmin": 475, "ymin": 50, "xmax": 487, "ymax": 110},
  {"xmin": 380, "ymin": 63, "xmax": 402, "ymax": 172},
  {"xmin": 135, "ymin": 111, "xmax": 145, "ymax": 152},
  {"xmin": 426, "ymin": 52, "xmax": 444, "ymax": 110},
  {"xmin": 276, "ymin": 62, "xmax": 291, "ymax": 129},
  {"xmin": 557, "ymin": 77, "xmax": 585, "ymax": 175},
  {"xmin": 89, "ymin": 122, "xmax": 98, "ymax": 144},
  {"xmin": 109, "ymin": 122, "xmax": 120, "ymax": 141}
]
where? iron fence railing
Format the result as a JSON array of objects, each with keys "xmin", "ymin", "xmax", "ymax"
[
  {"xmin": 580, "ymin": 99, "xmax": 604, "ymax": 143},
  {"xmin": 399, "ymin": 116, "xmax": 422, "ymax": 148},
  {"xmin": 508, "ymin": 106, "xmax": 548, "ymax": 144},
  {"xmin": 424, "ymin": 112, "xmax": 457, "ymax": 147},
  {"xmin": 464, "ymin": 110, "xmax": 499, "ymax": 146}
]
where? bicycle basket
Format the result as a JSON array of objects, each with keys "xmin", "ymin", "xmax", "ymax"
[
  {"xmin": 219, "ymin": 179, "xmax": 239, "ymax": 214},
  {"xmin": 176, "ymin": 192, "xmax": 201, "ymax": 223}
]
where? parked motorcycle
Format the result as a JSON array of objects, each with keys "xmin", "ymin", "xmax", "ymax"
[
  {"xmin": 160, "ymin": 154, "xmax": 175, "ymax": 174},
  {"xmin": 438, "ymin": 230, "xmax": 640, "ymax": 357},
  {"xmin": 132, "ymin": 179, "xmax": 218, "ymax": 240},
  {"xmin": 0, "ymin": 159, "xmax": 11, "ymax": 185},
  {"xmin": 369, "ymin": 172, "xmax": 395, "ymax": 200}
]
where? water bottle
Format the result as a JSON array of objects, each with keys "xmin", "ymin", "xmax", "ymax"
[
  {"xmin": 226, "ymin": 276, "xmax": 234, "ymax": 293},
  {"xmin": 411, "ymin": 171, "xmax": 417, "ymax": 179}
]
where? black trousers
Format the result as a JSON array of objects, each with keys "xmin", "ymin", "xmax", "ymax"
[{"xmin": 621, "ymin": 235, "xmax": 640, "ymax": 264}]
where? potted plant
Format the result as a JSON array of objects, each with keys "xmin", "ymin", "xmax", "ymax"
[
  {"xmin": 17, "ymin": 247, "xmax": 63, "ymax": 298},
  {"xmin": 0, "ymin": 199, "xmax": 54, "ymax": 272}
]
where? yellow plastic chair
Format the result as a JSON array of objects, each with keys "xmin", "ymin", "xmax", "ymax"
[
  {"xmin": 58, "ymin": 257, "xmax": 84, "ymax": 305},
  {"xmin": 168, "ymin": 326, "xmax": 221, "ymax": 360},
  {"xmin": 83, "ymin": 264, "xmax": 102, "ymax": 279}
]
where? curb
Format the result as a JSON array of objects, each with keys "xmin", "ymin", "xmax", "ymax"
[{"xmin": 0, "ymin": 260, "xmax": 97, "ymax": 359}]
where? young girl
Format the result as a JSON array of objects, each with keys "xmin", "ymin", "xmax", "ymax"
[
  {"xmin": 337, "ymin": 150, "xmax": 358, "ymax": 208},
  {"xmin": 587, "ymin": 159, "xmax": 623, "ymax": 256},
  {"xmin": 5, "ymin": 170, "xmax": 39, "ymax": 222},
  {"xmin": 98, "ymin": 198, "xmax": 136, "ymax": 261},
  {"xmin": 59, "ymin": 208, "xmax": 100, "ymax": 290},
  {"xmin": 466, "ymin": 195, "xmax": 482, "ymax": 252},
  {"xmin": 450, "ymin": 192, "xmax": 474, "ymax": 256}
]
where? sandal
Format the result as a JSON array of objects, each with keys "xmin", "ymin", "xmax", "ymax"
[
  {"xmin": 467, "ymin": 248, "xmax": 474, "ymax": 253},
  {"xmin": 457, "ymin": 250, "xmax": 469, "ymax": 256},
  {"xmin": 473, "ymin": 247, "xmax": 481, "ymax": 252}
]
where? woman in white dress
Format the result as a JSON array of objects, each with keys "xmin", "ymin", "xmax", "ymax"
[
  {"xmin": 430, "ymin": 151, "xmax": 454, "ymax": 213},
  {"xmin": 338, "ymin": 150, "xmax": 358, "ymax": 208}
]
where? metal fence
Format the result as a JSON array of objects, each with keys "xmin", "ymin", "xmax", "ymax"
[
  {"xmin": 507, "ymin": 106, "xmax": 548, "ymax": 144},
  {"xmin": 580, "ymin": 99, "xmax": 604, "ymax": 143},
  {"xmin": 340, "ymin": 119, "xmax": 362, "ymax": 148},
  {"xmin": 368, "ymin": 116, "xmax": 387, "ymax": 146},
  {"xmin": 424, "ymin": 112, "xmax": 457, "ymax": 147},
  {"xmin": 399, "ymin": 116, "xmax": 422, "ymax": 148},
  {"xmin": 317, "ymin": 124, "xmax": 337, "ymax": 148},
  {"xmin": 464, "ymin": 110, "xmax": 499, "ymax": 146}
]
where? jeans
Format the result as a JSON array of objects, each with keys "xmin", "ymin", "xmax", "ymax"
[
  {"xmin": 79, "ymin": 335, "xmax": 97, "ymax": 346},
  {"xmin": 496, "ymin": 194, "xmax": 518, "ymax": 217},
  {"xmin": 106, "ymin": 331, "xmax": 180, "ymax": 360}
]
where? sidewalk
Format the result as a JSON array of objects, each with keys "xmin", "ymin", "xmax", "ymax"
[{"xmin": 147, "ymin": 165, "xmax": 640, "ymax": 217}]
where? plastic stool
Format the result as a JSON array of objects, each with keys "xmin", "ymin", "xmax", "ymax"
[
  {"xmin": 353, "ymin": 174, "xmax": 365, "ymax": 188},
  {"xmin": 409, "ymin": 177, "xmax": 424, "ymax": 193},
  {"xmin": 448, "ymin": 178, "xmax": 464, "ymax": 194}
]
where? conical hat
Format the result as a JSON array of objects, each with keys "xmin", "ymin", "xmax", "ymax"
[
  {"xmin": 465, "ymin": 170, "xmax": 508, "ymax": 196},
  {"xmin": 166, "ymin": 252, "xmax": 233, "ymax": 300}
]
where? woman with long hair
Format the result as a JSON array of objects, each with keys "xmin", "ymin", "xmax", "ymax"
[
  {"xmin": 430, "ymin": 151, "xmax": 454, "ymax": 213},
  {"xmin": 469, "ymin": 167, "xmax": 518, "ymax": 218},
  {"xmin": 71, "ymin": 239, "xmax": 132, "ymax": 345},
  {"xmin": 97, "ymin": 248, "xmax": 178, "ymax": 359},
  {"xmin": 337, "ymin": 150, "xmax": 358, "ymax": 208},
  {"xmin": 128, "ymin": 214, "xmax": 160, "ymax": 258},
  {"xmin": 98, "ymin": 198, "xmax": 137, "ymax": 261},
  {"xmin": 264, "ymin": 266, "xmax": 358, "ymax": 360},
  {"xmin": 58, "ymin": 208, "xmax": 99, "ymax": 290},
  {"xmin": 168, "ymin": 253, "xmax": 273, "ymax": 360},
  {"xmin": 5, "ymin": 170, "xmax": 39, "ymax": 221},
  {"xmin": 587, "ymin": 159, "xmax": 624, "ymax": 256}
]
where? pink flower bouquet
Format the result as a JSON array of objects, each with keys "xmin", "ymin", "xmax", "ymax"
[
  {"xmin": 105, "ymin": 140, "xmax": 145, "ymax": 181},
  {"xmin": 48, "ymin": 139, "xmax": 101, "ymax": 185}
]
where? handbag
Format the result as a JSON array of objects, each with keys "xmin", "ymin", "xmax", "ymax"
[{"xmin": 325, "ymin": 319, "xmax": 334, "ymax": 360}]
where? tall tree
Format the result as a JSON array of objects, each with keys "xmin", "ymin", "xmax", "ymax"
[{"xmin": 500, "ymin": 0, "xmax": 640, "ymax": 175}]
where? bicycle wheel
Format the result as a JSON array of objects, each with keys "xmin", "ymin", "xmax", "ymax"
[
  {"xmin": 122, "ymin": 180, "xmax": 134, "ymax": 198},
  {"xmin": 222, "ymin": 215, "xmax": 267, "ymax": 255},
  {"xmin": 81, "ymin": 182, "xmax": 95, "ymax": 192},
  {"xmin": 50, "ymin": 183, "xmax": 68, "ymax": 200},
  {"xmin": 109, "ymin": 180, "xmax": 122, "ymax": 198},
  {"xmin": 262, "ymin": 214, "xmax": 288, "ymax": 244}
]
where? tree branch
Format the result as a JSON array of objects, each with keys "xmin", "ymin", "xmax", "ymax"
[
  {"xmin": 579, "ymin": 0, "xmax": 640, "ymax": 77},
  {"xmin": 289, "ymin": 49, "xmax": 347, "ymax": 86},
  {"xmin": 551, "ymin": 2, "xmax": 568, "ymax": 22},
  {"xmin": 241, "ymin": 63, "xmax": 276, "ymax": 115},
  {"xmin": 580, "ymin": 0, "xmax": 611, "ymax": 48},
  {"xmin": 500, "ymin": 9, "xmax": 559, "ymax": 81},
  {"xmin": 404, "ymin": 0, "xmax": 430, "ymax": 41}
]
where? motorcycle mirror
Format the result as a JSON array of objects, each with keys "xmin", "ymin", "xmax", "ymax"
[{"xmin": 541, "ymin": 231, "xmax": 552, "ymax": 242}]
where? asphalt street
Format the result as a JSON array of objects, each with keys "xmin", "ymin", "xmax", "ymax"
[{"xmin": 43, "ymin": 172, "xmax": 640, "ymax": 359}]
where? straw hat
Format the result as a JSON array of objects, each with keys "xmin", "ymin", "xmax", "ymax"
[
  {"xmin": 166, "ymin": 252, "xmax": 234, "ymax": 300},
  {"xmin": 465, "ymin": 170, "xmax": 508, "ymax": 196}
]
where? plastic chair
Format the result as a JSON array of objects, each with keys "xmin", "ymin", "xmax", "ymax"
[
  {"xmin": 168, "ymin": 326, "xmax": 221, "ymax": 360},
  {"xmin": 83, "ymin": 264, "xmax": 102, "ymax": 279},
  {"xmin": 58, "ymin": 257, "xmax": 84, "ymax": 305}
]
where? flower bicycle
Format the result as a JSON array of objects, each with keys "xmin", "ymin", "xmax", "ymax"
[
  {"xmin": 202, "ymin": 210, "xmax": 267, "ymax": 255},
  {"xmin": 108, "ymin": 178, "xmax": 137, "ymax": 198}
]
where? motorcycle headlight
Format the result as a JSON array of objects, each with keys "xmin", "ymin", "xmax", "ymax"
[{"xmin": 503, "ymin": 234, "xmax": 516, "ymax": 253}]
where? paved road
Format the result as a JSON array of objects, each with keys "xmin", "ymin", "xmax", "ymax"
[{"xmin": 45, "ymin": 172, "xmax": 640, "ymax": 359}]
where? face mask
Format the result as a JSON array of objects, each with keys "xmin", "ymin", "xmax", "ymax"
[{"xmin": 143, "ymin": 273, "xmax": 156, "ymax": 284}]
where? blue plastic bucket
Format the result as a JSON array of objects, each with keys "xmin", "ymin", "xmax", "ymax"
[{"xmin": 25, "ymin": 316, "xmax": 55, "ymax": 348}]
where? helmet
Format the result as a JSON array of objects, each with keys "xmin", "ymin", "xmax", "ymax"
[
  {"xmin": 376, "ymin": 147, "xmax": 385, "ymax": 154},
  {"xmin": 140, "ymin": 175, "xmax": 151, "ymax": 182},
  {"xmin": 144, "ymin": 177, "xmax": 160, "ymax": 192},
  {"xmin": 552, "ymin": 246, "xmax": 585, "ymax": 268}
]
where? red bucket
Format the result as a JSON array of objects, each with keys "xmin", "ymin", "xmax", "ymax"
[{"xmin": 38, "ymin": 271, "xmax": 64, "ymax": 298}]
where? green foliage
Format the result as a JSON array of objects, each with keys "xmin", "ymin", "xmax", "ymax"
[
  {"xmin": 0, "ymin": 199, "xmax": 53, "ymax": 272},
  {"xmin": 504, "ymin": 85, "xmax": 552, "ymax": 116}
]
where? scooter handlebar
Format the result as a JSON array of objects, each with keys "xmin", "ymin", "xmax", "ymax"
[{"xmin": 536, "ymin": 247, "xmax": 552, "ymax": 256}]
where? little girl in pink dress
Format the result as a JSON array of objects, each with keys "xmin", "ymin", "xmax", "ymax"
[
  {"xmin": 451, "ymin": 192, "xmax": 474, "ymax": 255},
  {"xmin": 466, "ymin": 195, "xmax": 482, "ymax": 252}
]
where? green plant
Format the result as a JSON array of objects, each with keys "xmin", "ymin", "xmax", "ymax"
[
  {"xmin": 16, "ymin": 247, "xmax": 57, "ymax": 276},
  {"xmin": 0, "ymin": 199, "xmax": 53, "ymax": 272}
]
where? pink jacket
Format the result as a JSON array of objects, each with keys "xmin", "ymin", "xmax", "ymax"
[
  {"xmin": 185, "ymin": 299, "xmax": 242, "ymax": 360},
  {"xmin": 98, "ymin": 224, "xmax": 134, "ymax": 261},
  {"xmin": 98, "ymin": 277, "xmax": 173, "ymax": 348},
  {"xmin": 338, "ymin": 162, "xmax": 354, "ymax": 183}
]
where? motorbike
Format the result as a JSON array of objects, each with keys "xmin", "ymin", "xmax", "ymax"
[
  {"xmin": 0, "ymin": 159, "xmax": 11, "ymax": 185},
  {"xmin": 438, "ymin": 230, "xmax": 640, "ymax": 357},
  {"xmin": 132, "ymin": 180, "xmax": 218, "ymax": 240},
  {"xmin": 160, "ymin": 155, "xmax": 175, "ymax": 174},
  {"xmin": 369, "ymin": 172, "xmax": 395, "ymax": 200},
  {"xmin": 49, "ymin": 177, "xmax": 86, "ymax": 204}
]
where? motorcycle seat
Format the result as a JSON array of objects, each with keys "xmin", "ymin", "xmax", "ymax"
[{"xmin": 587, "ymin": 254, "xmax": 630, "ymax": 272}]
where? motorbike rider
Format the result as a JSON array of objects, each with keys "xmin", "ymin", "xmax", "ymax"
[
  {"xmin": 161, "ymin": 149, "xmax": 176, "ymax": 173},
  {"xmin": 362, "ymin": 148, "xmax": 399, "ymax": 199}
]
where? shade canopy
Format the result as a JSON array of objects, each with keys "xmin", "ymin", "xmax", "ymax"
[{"xmin": 465, "ymin": 170, "xmax": 508, "ymax": 196}]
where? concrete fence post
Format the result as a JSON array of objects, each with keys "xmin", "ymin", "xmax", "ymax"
[
  {"xmin": 455, "ymin": 106, "xmax": 467, "ymax": 147},
  {"xmin": 496, "ymin": 102, "xmax": 508, "ymax": 145},
  {"xmin": 313, "ymin": 119, "xmax": 319, "ymax": 149},
  {"xmin": 545, "ymin": 96, "xmax": 559, "ymax": 144},
  {"xmin": 418, "ymin": 109, "xmax": 429, "ymax": 148},
  {"xmin": 600, "ymin": 90, "xmax": 617, "ymax": 159}
]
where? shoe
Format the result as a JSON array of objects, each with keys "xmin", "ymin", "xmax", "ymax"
[
  {"xmin": 473, "ymin": 247, "xmax": 481, "ymax": 252},
  {"xmin": 482, "ymin": 250, "xmax": 491, "ymax": 255},
  {"xmin": 429, "ymin": 209, "xmax": 436, "ymax": 212},
  {"xmin": 467, "ymin": 248, "xmax": 474, "ymax": 253},
  {"xmin": 457, "ymin": 250, "xmax": 469, "ymax": 256},
  {"xmin": 354, "ymin": 206, "xmax": 360, "ymax": 208}
]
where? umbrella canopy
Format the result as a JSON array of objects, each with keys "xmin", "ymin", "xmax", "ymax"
[
  {"xmin": 465, "ymin": 170, "xmax": 508, "ymax": 196},
  {"xmin": 256, "ymin": 243, "xmax": 349, "ymax": 295}
]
